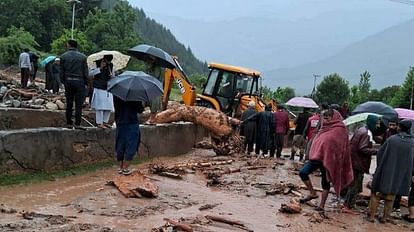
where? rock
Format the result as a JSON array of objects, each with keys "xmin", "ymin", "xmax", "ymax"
[
  {"xmin": 0, "ymin": 86, "xmax": 7, "ymax": 95},
  {"xmin": 12, "ymin": 100, "xmax": 21, "ymax": 108},
  {"xmin": 55, "ymin": 100, "xmax": 65, "ymax": 110},
  {"xmin": 45, "ymin": 102, "xmax": 58, "ymax": 110},
  {"xmin": 5, "ymin": 100, "xmax": 12, "ymax": 106},
  {"xmin": 34, "ymin": 99, "xmax": 45, "ymax": 105},
  {"xmin": 20, "ymin": 101, "xmax": 30, "ymax": 108},
  {"xmin": 29, "ymin": 104, "xmax": 43, "ymax": 109}
]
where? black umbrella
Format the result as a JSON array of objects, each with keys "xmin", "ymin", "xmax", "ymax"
[
  {"xmin": 107, "ymin": 71, "xmax": 163, "ymax": 102},
  {"xmin": 352, "ymin": 101, "xmax": 398, "ymax": 120},
  {"xmin": 128, "ymin": 44, "xmax": 176, "ymax": 69}
]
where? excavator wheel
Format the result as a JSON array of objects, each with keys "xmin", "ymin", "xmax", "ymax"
[{"xmin": 196, "ymin": 100, "xmax": 215, "ymax": 109}]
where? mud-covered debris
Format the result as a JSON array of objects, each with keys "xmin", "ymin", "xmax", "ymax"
[
  {"xmin": 211, "ymin": 135, "xmax": 244, "ymax": 156},
  {"xmin": 264, "ymin": 182, "xmax": 300, "ymax": 196},
  {"xmin": 195, "ymin": 139, "xmax": 214, "ymax": 149},
  {"xmin": 0, "ymin": 204, "xmax": 17, "ymax": 214},
  {"xmin": 110, "ymin": 171, "xmax": 159, "ymax": 198},
  {"xmin": 279, "ymin": 199, "xmax": 302, "ymax": 214},
  {"xmin": 304, "ymin": 212, "xmax": 326, "ymax": 223},
  {"xmin": 205, "ymin": 215, "xmax": 253, "ymax": 232},
  {"xmin": 152, "ymin": 218, "xmax": 193, "ymax": 232},
  {"xmin": 198, "ymin": 203, "xmax": 221, "ymax": 211}
]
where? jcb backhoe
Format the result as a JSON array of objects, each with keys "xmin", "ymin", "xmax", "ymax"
[{"xmin": 162, "ymin": 57, "xmax": 276, "ymax": 118}]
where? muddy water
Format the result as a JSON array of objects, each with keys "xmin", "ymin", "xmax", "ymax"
[{"xmin": 0, "ymin": 149, "xmax": 413, "ymax": 231}]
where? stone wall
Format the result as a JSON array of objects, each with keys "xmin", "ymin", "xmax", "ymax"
[{"xmin": 0, "ymin": 123, "xmax": 207, "ymax": 175}]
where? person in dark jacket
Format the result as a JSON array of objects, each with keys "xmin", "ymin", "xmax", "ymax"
[
  {"xmin": 60, "ymin": 39, "xmax": 88, "ymax": 127},
  {"xmin": 344, "ymin": 115, "xmax": 379, "ymax": 210},
  {"xmin": 114, "ymin": 96, "xmax": 144, "ymax": 175},
  {"xmin": 29, "ymin": 52, "xmax": 39, "ymax": 85},
  {"xmin": 291, "ymin": 108, "xmax": 311, "ymax": 160},
  {"xmin": 368, "ymin": 120, "xmax": 414, "ymax": 223},
  {"xmin": 240, "ymin": 101, "xmax": 257, "ymax": 155},
  {"xmin": 45, "ymin": 58, "xmax": 61, "ymax": 94},
  {"xmin": 248, "ymin": 104, "xmax": 274, "ymax": 156}
]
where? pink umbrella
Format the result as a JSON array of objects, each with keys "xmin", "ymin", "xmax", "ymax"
[
  {"xmin": 285, "ymin": 97, "xmax": 319, "ymax": 108},
  {"xmin": 395, "ymin": 108, "xmax": 414, "ymax": 120}
]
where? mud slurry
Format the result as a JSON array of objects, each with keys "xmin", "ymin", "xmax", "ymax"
[{"xmin": 1, "ymin": 149, "xmax": 413, "ymax": 231}]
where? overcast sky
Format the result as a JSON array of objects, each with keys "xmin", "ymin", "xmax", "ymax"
[{"xmin": 129, "ymin": 0, "xmax": 414, "ymax": 21}]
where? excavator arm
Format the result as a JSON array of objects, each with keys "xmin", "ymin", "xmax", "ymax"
[{"xmin": 162, "ymin": 57, "xmax": 197, "ymax": 110}]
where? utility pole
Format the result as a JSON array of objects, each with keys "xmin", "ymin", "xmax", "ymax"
[
  {"xmin": 67, "ymin": 0, "xmax": 81, "ymax": 39},
  {"xmin": 411, "ymin": 67, "xmax": 414, "ymax": 110},
  {"xmin": 311, "ymin": 74, "xmax": 320, "ymax": 98}
]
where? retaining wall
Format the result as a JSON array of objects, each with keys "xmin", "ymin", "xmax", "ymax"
[{"xmin": 0, "ymin": 123, "xmax": 207, "ymax": 175}]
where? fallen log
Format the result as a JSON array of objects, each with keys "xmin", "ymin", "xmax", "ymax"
[
  {"xmin": 158, "ymin": 172, "xmax": 183, "ymax": 179},
  {"xmin": 163, "ymin": 218, "xmax": 193, "ymax": 232},
  {"xmin": 205, "ymin": 215, "xmax": 251, "ymax": 231},
  {"xmin": 110, "ymin": 171, "xmax": 159, "ymax": 198},
  {"xmin": 154, "ymin": 104, "xmax": 234, "ymax": 137}
]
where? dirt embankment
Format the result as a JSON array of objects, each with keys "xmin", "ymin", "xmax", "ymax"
[{"xmin": 0, "ymin": 149, "xmax": 413, "ymax": 231}]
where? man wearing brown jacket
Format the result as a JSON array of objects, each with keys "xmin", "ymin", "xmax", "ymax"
[{"xmin": 344, "ymin": 115, "xmax": 380, "ymax": 210}]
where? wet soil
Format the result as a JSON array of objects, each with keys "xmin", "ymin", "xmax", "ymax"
[{"xmin": 0, "ymin": 149, "xmax": 413, "ymax": 231}]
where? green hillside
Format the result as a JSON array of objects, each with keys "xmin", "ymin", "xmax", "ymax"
[{"xmin": 0, "ymin": 0, "xmax": 207, "ymax": 76}]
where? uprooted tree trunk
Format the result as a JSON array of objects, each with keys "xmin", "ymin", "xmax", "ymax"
[{"xmin": 153, "ymin": 104, "xmax": 243, "ymax": 155}]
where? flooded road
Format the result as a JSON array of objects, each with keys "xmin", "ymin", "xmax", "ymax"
[{"xmin": 0, "ymin": 149, "xmax": 413, "ymax": 231}]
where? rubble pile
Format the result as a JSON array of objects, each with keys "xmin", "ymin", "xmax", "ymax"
[{"xmin": 0, "ymin": 68, "xmax": 65, "ymax": 110}]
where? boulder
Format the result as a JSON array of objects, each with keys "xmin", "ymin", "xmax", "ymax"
[
  {"xmin": 12, "ymin": 100, "xmax": 21, "ymax": 108},
  {"xmin": 55, "ymin": 100, "xmax": 65, "ymax": 110},
  {"xmin": 34, "ymin": 99, "xmax": 45, "ymax": 105},
  {"xmin": 45, "ymin": 102, "xmax": 58, "ymax": 110}
]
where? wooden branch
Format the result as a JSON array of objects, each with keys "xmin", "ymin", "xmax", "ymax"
[{"xmin": 163, "ymin": 218, "xmax": 193, "ymax": 232}]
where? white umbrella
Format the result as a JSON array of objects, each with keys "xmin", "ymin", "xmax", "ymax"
[
  {"xmin": 343, "ymin": 112, "xmax": 382, "ymax": 126},
  {"xmin": 285, "ymin": 97, "xmax": 319, "ymax": 108},
  {"xmin": 87, "ymin": 50, "xmax": 130, "ymax": 71}
]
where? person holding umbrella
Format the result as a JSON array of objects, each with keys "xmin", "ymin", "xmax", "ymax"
[
  {"xmin": 145, "ymin": 55, "xmax": 163, "ymax": 123},
  {"xmin": 90, "ymin": 57, "xmax": 114, "ymax": 128},
  {"xmin": 107, "ymin": 71, "xmax": 163, "ymax": 175}
]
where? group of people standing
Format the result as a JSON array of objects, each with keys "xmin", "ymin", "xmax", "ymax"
[
  {"xmin": 240, "ymin": 102, "xmax": 291, "ymax": 159},
  {"xmin": 241, "ymin": 101, "xmax": 414, "ymax": 223}
]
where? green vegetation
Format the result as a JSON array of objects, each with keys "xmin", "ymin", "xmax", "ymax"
[
  {"xmin": 315, "ymin": 73, "xmax": 350, "ymax": 105},
  {"xmin": 391, "ymin": 67, "xmax": 414, "ymax": 108},
  {"xmin": 0, "ymin": 0, "xmax": 206, "ymax": 76}
]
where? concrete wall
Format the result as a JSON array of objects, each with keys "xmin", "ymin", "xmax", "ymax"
[
  {"xmin": 0, "ymin": 108, "xmax": 97, "ymax": 130},
  {"xmin": 0, "ymin": 123, "xmax": 207, "ymax": 175}
]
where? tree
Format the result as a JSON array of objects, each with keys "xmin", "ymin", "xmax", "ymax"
[
  {"xmin": 51, "ymin": 29, "xmax": 94, "ymax": 55},
  {"xmin": 315, "ymin": 73, "xmax": 350, "ymax": 105},
  {"xmin": 358, "ymin": 71, "xmax": 371, "ymax": 103},
  {"xmin": 391, "ymin": 67, "xmax": 414, "ymax": 108},
  {"xmin": 379, "ymin": 85, "xmax": 400, "ymax": 105},
  {"xmin": 0, "ymin": 27, "xmax": 39, "ymax": 64},
  {"xmin": 348, "ymin": 85, "xmax": 360, "ymax": 110},
  {"xmin": 0, "ymin": 0, "xmax": 71, "ymax": 51},
  {"xmin": 368, "ymin": 89, "xmax": 382, "ymax": 102},
  {"xmin": 273, "ymin": 87, "xmax": 295, "ymax": 103},
  {"xmin": 260, "ymin": 86, "xmax": 273, "ymax": 101},
  {"xmin": 84, "ymin": 1, "xmax": 141, "ymax": 53},
  {"xmin": 189, "ymin": 73, "xmax": 207, "ymax": 89}
]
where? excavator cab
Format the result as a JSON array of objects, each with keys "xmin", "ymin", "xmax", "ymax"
[{"xmin": 196, "ymin": 63, "xmax": 266, "ymax": 117}]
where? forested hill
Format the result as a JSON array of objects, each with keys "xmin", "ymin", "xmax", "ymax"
[
  {"xmin": 0, "ymin": 0, "xmax": 207, "ymax": 75},
  {"xmin": 134, "ymin": 9, "xmax": 208, "ymax": 75}
]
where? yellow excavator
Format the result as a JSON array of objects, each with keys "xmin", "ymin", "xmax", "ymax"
[{"xmin": 162, "ymin": 57, "xmax": 276, "ymax": 118}]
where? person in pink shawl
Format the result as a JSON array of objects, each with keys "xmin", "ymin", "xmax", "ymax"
[{"xmin": 299, "ymin": 109, "xmax": 353, "ymax": 211}]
